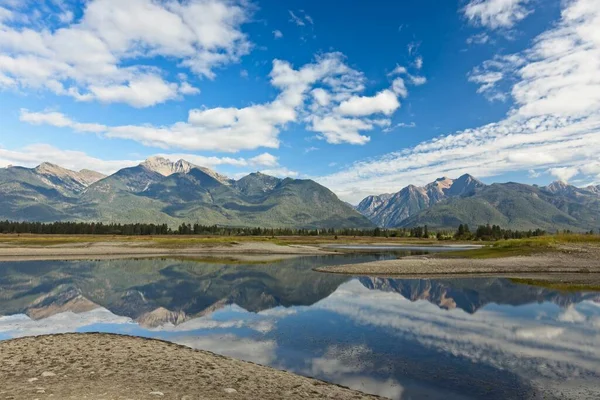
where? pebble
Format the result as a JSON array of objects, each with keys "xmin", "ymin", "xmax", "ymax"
[
  {"xmin": 41, "ymin": 372, "xmax": 56, "ymax": 377},
  {"xmin": 149, "ymin": 392, "xmax": 164, "ymax": 396},
  {"xmin": 28, "ymin": 377, "xmax": 39, "ymax": 383},
  {"xmin": 223, "ymin": 388, "xmax": 238, "ymax": 394}
]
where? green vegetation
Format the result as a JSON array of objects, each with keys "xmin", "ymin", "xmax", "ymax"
[{"xmin": 441, "ymin": 234, "xmax": 600, "ymax": 259}]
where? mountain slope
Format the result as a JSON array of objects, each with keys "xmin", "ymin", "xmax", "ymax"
[
  {"xmin": 357, "ymin": 174, "xmax": 485, "ymax": 227},
  {"xmin": 1, "ymin": 159, "xmax": 372, "ymax": 228},
  {"xmin": 358, "ymin": 175, "xmax": 600, "ymax": 231}
]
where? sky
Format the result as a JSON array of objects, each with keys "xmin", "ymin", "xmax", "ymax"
[{"xmin": 0, "ymin": 0, "xmax": 599, "ymax": 204}]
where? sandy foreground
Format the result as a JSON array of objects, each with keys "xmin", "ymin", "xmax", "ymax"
[
  {"xmin": 0, "ymin": 333, "xmax": 380, "ymax": 400},
  {"xmin": 0, "ymin": 241, "xmax": 333, "ymax": 261},
  {"xmin": 315, "ymin": 245, "xmax": 600, "ymax": 276}
]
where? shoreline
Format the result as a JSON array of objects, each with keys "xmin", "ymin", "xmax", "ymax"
[
  {"xmin": 0, "ymin": 333, "xmax": 381, "ymax": 399},
  {"xmin": 314, "ymin": 246, "xmax": 600, "ymax": 277},
  {"xmin": 0, "ymin": 241, "xmax": 336, "ymax": 262}
]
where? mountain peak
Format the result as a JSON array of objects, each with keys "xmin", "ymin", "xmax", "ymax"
[
  {"xmin": 35, "ymin": 162, "xmax": 73, "ymax": 176},
  {"xmin": 140, "ymin": 156, "xmax": 230, "ymax": 184},
  {"xmin": 456, "ymin": 173, "xmax": 478, "ymax": 182},
  {"xmin": 428, "ymin": 176, "xmax": 454, "ymax": 190},
  {"xmin": 546, "ymin": 180, "xmax": 570, "ymax": 193},
  {"xmin": 141, "ymin": 156, "xmax": 182, "ymax": 176}
]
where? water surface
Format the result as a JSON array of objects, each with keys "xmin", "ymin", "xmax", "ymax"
[{"xmin": 0, "ymin": 254, "xmax": 599, "ymax": 399}]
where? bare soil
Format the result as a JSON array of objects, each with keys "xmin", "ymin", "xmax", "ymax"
[
  {"xmin": 0, "ymin": 333, "xmax": 380, "ymax": 400},
  {"xmin": 0, "ymin": 241, "xmax": 333, "ymax": 261},
  {"xmin": 315, "ymin": 245, "xmax": 600, "ymax": 277}
]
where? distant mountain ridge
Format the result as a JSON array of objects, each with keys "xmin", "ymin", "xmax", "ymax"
[
  {"xmin": 357, "ymin": 174, "xmax": 600, "ymax": 231},
  {"xmin": 0, "ymin": 157, "xmax": 372, "ymax": 228}
]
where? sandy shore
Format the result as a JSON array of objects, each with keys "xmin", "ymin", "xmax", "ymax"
[
  {"xmin": 0, "ymin": 241, "xmax": 334, "ymax": 261},
  {"xmin": 0, "ymin": 333, "xmax": 379, "ymax": 400},
  {"xmin": 315, "ymin": 246, "xmax": 600, "ymax": 276}
]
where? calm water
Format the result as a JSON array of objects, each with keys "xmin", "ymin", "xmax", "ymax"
[{"xmin": 1, "ymin": 254, "xmax": 599, "ymax": 399}]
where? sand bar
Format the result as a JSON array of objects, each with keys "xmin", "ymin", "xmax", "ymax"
[{"xmin": 315, "ymin": 246, "xmax": 600, "ymax": 276}]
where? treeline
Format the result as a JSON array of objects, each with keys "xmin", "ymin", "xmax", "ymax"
[
  {"xmin": 454, "ymin": 224, "xmax": 546, "ymax": 241},
  {"xmin": 0, "ymin": 220, "xmax": 555, "ymax": 241},
  {"xmin": 0, "ymin": 221, "xmax": 171, "ymax": 235}
]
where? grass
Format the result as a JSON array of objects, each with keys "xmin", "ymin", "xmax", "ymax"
[
  {"xmin": 509, "ymin": 278, "xmax": 600, "ymax": 292},
  {"xmin": 440, "ymin": 234, "xmax": 600, "ymax": 259}
]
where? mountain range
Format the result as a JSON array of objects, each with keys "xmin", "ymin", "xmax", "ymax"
[
  {"xmin": 2, "ymin": 159, "xmax": 599, "ymax": 231},
  {"xmin": 357, "ymin": 174, "xmax": 600, "ymax": 231},
  {"xmin": 0, "ymin": 157, "xmax": 371, "ymax": 228}
]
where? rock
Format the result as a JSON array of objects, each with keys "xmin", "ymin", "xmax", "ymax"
[
  {"xmin": 223, "ymin": 388, "xmax": 238, "ymax": 394},
  {"xmin": 41, "ymin": 371, "xmax": 56, "ymax": 377},
  {"xmin": 28, "ymin": 377, "xmax": 39, "ymax": 383},
  {"xmin": 149, "ymin": 392, "xmax": 164, "ymax": 396}
]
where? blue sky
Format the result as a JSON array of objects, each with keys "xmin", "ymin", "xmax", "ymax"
[{"xmin": 0, "ymin": 0, "xmax": 599, "ymax": 203}]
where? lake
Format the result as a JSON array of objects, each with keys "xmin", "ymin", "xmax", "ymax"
[{"xmin": 1, "ymin": 254, "xmax": 599, "ymax": 399}]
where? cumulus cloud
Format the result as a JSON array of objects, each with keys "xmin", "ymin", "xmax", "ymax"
[
  {"xmin": 21, "ymin": 52, "xmax": 417, "ymax": 150},
  {"xmin": 272, "ymin": 29, "xmax": 283, "ymax": 39},
  {"xmin": 464, "ymin": 0, "xmax": 532, "ymax": 29},
  {"xmin": 318, "ymin": 0, "xmax": 600, "ymax": 202},
  {"xmin": 337, "ymin": 90, "xmax": 400, "ymax": 117},
  {"xmin": 0, "ymin": 0, "xmax": 252, "ymax": 107},
  {"xmin": 548, "ymin": 167, "xmax": 580, "ymax": 182}
]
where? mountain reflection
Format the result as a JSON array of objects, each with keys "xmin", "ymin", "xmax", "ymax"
[{"xmin": 1, "ymin": 256, "xmax": 600, "ymax": 399}]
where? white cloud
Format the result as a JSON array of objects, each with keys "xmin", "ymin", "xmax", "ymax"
[
  {"xmin": 259, "ymin": 167, "xmax": 298, "ymax": 178},
  {"xmin": 0, "ymin": 0, "xmax": 252, "ymax": 107},
  {"xmin": 337, "ymin": 90, "xmax": 400, "ymax": 117},
  {"xmin": 248, "ymin": 152, "xmax": 279, "ymax": 167},
  {"xmin": 21, "ymin": 52, "xmax": 413, "ymax": 150},
  {"xmin": 388, "ymin": 65, "xmax": 407, "ymax": 76},
  {"xmin": 272, "ymin": 29, "xmax": 283, "ymax": 39},
  {"xmin": 391, "ymin": 77, "xmax": 408, "ymax": 98},
  {"xmin": 178, "ymin": 81, "xmax": 200, "ymax": 95},
  {"xmin": 464, "ymin": 0, "xmax": 532, "ymax": 29},
  {"xmin": 318, "ymin": 0, "xmax": 600, "ymax": 203},
  {"xmin": 548, "ymin": 167, "xmax": 580, "ymax": 182},
  {"xmin": 466, "ymin": 32, "xmax": 491, "ymax": 45},
  {"xmin": 308, "ymin": 116, "xmax": 375, "ymax": 145},
  {"xmin": 288, "ymin": 10, "xmax": 305, "ymax": 26},
  {"xmin": 0, "ymin": 143, "xmax": 137, "ymax": 174},
  {"xmin": 288, "ymin": 10, "xmax": 312, "ymax": 27},
  {"xmin": 415, "ymin": 56, "xmax": 423, "ymax": 69},
  {"xmin": 410, "ymin": 75, "xmax": 427, "ymax": 85}
]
